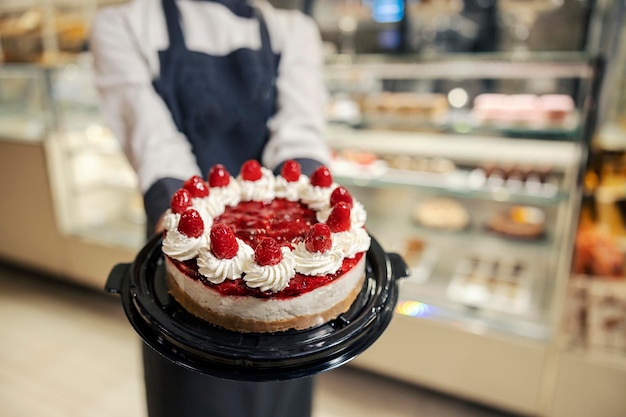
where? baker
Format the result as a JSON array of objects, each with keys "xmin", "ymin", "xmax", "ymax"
[{"xmin": 90, "ymin": 0, "xmax": 331, "ymax": 416}]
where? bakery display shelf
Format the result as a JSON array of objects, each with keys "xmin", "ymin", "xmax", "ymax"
[
  {"xmin": 329, "ymin": 128, "xmax": 577, "ymax": 223},
  {"xmin": 406, "ymin": 222, "xmax": 553, "ymax": 249},
  {"xmin": 70, "ymin": 181, "xmax": 139, "ymax": 195},
  {"xmin": 69, "ymin": 217, "xmax": 145, "ymax": 250},
  {"xmin": 336, "ymin": 172, "xmax": 566, "ymax": 207},
  {"xmin": 361, "ymin": 209, "xmax": 555, "ymax": 342},
  {"xmin": 54, "ymin": 127, "xmax": 124, "ymax": 152},
  {"xmin": 468, "ymin": 117, "xmax": 582, "ymax": 141},
  {"xmin": 325, "ymin": 51, "xmax": 595, "ymax": 82},
  {"xmin": 400, "ymin": 246, "xmax": 551, "ymax": 340},
  {"xmin": 339, "ymin": 111, "xmax": 582, "ymax": 141},
  {"xmin": 396, "ymin": 289, "xmax": 551, "ymax": 342}
]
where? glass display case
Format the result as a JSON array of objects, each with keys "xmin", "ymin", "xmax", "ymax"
[
  {"xmin": 0, "ymin": 58, "xmax": 144, "ymax": 251},
  {"xmin": 321, "ymin": 51, "xmax": 609, "ymax": 415},
  {"xmin": 324, "ymin": 52, "xmax": 599, "ymax": 343},
  {"xmin": 0, "ymin": 63, "xmax": 51, "ymax": 141},
  {"xmin": 46, "ymin": 57, "xmax": 145, "ymax": 249}
]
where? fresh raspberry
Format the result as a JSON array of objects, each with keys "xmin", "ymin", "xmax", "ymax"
[
  {"xmin": 326, "ymin": 202, "xmax": 351, "ymax": 233},
  {"xmin": 183, "ymin": 175, "xmax": 210, "ymax": 198},
  {"xmin": 281, "ymin": 160, "xmax": 301, "ymax": 182},
  {"xmin": 304, "ymin": 223, "xmax": 332, "ymax": 253},
  {"xmin": 241, "ymin": 160, "xmax": 262, "ymax": 181},
  {"xmin": 170, "ymin": 188, "xmax": 192, "ymax": 214},
  {"xmin": 177, "ymin": 209, "xmax": 204, "ymax": 238},
  {"xmin": 210, "ymin": 223, "xmax": 238, "ymax": 259},
  {"xmin": 330, "ymin": 186, "xmax": 353, "ymax": 208},
  {"xmin": 208, "ymin": 164, "xmax": 230, "ymax": 187},
  {"xmin": 254, "ymin": 237, "xmax": 283, "ymax": 266},
  {"xmin": 310, "ymin": 166, "xmax": 333, "ymax": 188}
]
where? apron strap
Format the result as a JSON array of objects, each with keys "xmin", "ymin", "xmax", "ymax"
[
  {"xmin": 162, "ymin": 0, "xmax": 187, "ymax": 48},
  {"xmin": 254, "ymin": 7, "xmax": 277, "ymax": 88}
]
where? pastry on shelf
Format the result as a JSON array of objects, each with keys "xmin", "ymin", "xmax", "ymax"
[
  {"xmin": 472, "ymin": 93, "xmax": 576, "ymax": 129},
  {"xmin": 383, "ymin": 154, "xmax": 456, "ymax": 174},
  {"xmin": 573, "ymin": 225, "xmax": 625, "ymax": 278},
  {"xmin": 330, "ymin": 148, "xmax": 387, "ymax": 179},
  {"xmin": 447, "ymin": 255, "xmax": 531, "ymax": 313},
  {"xmin": 361, "ymin": 92, "xmax": 449, "ymax": 125},
  {"xmin": 0, "ymin": 8, "xmax": 44, "ymax": 62},
  {"xmin": 487, "ymin": 205, "xmax": 546, "ymax": 240},
  {"xmin": 401, "ymin": 237, "xmax": 426, "ymax": 266},
  {"xmin": 412, "ymin": 197, "xmax": 469, "ymax": 231}
]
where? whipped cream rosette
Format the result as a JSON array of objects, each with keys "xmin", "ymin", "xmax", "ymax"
[
  {"xmin": 197, "ymin": 239, "xmax": 254, "ymax": 284},
  {"xmin": 162, "ymin": 210, "xmax": 181, "ymax": 232},
  {"xmin": 316, "ymin": 185, "xmax": 367, "ymax": 229},
  {"xmin": 207, "ymin": 164, "xmax": 241, "ymax": 207},
  {"xmin": 323, "ymin": 201, "xmax": 371, "ymax": 259},
  {"xmin": 210, "ymin": 182, "xmax": 241, "ymax": 207},
  {"xmin": 275, "ymin": 159, "xmax": 310, "ymax": 201},
  {"xmin": 238, "ymin": 160, "xmax": 276, "ymax": 202},
  {"xmin": 332, "ymin": 228, "xmax": 371, "ymax": 259},
  {"xmin": 162, "ymin": 209, "xmax": 208, "ymax": 261},
  {"xmin": 316, "ymin": 200, "xmax": 366, "ymax": 228},
  {"xmin": 299, "ymin": 165, "xmax": 338, "ymax": 210},
  {"xmin": 243, "ymin": 238, "xmax": 296, "ymax": 293},
  {"xmin": 293, "ymin": 224, "xmax": 343, "ymax": 276},
  {"xmin": 300, "ymin": 184, "xmax": 338, "ymax": 211},
  {"xmin": 191, "ymin": 194, "xmax": 224, "ymax": 229},
  {"xmin": 275, "ymin": 175, "xmax": 309, "ymax": 201}
]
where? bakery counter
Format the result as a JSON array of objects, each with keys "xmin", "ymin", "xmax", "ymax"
[{"xmin": 0, "ymin": 136, "xmax": 138, "ymax": 289}]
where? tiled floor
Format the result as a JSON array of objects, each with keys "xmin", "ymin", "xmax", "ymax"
[{"xmin": 0, "ymin": 262, "xmax": 516, "ymax": 417}]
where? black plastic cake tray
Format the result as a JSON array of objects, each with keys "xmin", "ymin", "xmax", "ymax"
[{"xmin": 105, "ymin": 234, "xmax": 409, "ymax": 382}]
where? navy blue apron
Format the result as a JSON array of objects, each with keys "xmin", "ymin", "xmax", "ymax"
[
  {"xmin": 143, "ymin": 1, "xmax": 314, "ymax": 416},
  {"xmin": 152, "ymin": 0, "xmax": 279, "ymax": 177}
]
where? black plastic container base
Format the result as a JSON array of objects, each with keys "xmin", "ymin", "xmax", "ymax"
[{"xmin": 106, "ymin": 234, "xmax": 408, "ymax": 382}]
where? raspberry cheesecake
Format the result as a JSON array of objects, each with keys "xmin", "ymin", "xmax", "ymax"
[{"xmin": 162, "ymin": 160, "xmax": 371, "ymax": 333}]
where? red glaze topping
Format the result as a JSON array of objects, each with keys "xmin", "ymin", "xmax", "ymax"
[
  {"xmin": 183, "ymin": 175, "xmax": 210, "ymax": 198},
  {"xmin": 310, "ymin": 166, "xmax": 333, "ymax": 187},
  {"xmin": 241, "ymin": 160, "xmax": 262, "ymax": 181},
  {"xmin": 304, "ymin": 223, "xmax": 332, "ymax": 253},
  {"xmin": 178, "ymin": 209, "xmax": 204, "ymax": 238},
  {"xmin": 327, "ymin": 202, "xmax": 351, "ymax": 233},
  {"xmin": 330, "ymin": 186, "xmax": 353, "ymax": 208},
  {"xmin": 210, "ymin": 223, "xmax": 238, "ymax": 259},
  {"xmin": 254, "ymin": 237, "xmax": 283, "ymax": 266},
  {"xmin": 215, "ymin": 199, "xmax": 316, "ymax": 248},
  {"xmin": 208, "ymin": 164, "xmax": 230, "ymax": 187},
  {"xmin": 171, "ymin": 188, "xmax": 192, "ymax": 214},
  {"xmin": 281, "ymin": 160, "xmax": 301, "ymax": 182}
]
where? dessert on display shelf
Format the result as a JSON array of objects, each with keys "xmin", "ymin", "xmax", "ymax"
[{"xmin": 161, "ymin": 160, "xmax": 371, "ymax": 333}]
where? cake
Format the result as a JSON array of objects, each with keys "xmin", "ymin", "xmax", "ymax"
[
  {"xmin": 161, "ymin": 160, "xmax": 371, "ymax": 333},
  {"xmin": 487, "ymin": 205, "xmax": 546, "ymax": 240},
  {"xmin": 412, "ymin": 197, "xmax": 469, "ymax": 231}
]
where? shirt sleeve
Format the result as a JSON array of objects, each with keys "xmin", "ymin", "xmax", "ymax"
[
  {"xmin": 261, "ymin": 11, "xmax": 332, "ymax": 172},
  {"xmin": 90, "ymin": 7, "xmax": 201, "ymax": 195}
]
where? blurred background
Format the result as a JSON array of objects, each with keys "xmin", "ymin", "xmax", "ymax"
[{"xmin": 0, "ymin": 0, "xmax": 625, "ymax": 416}]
